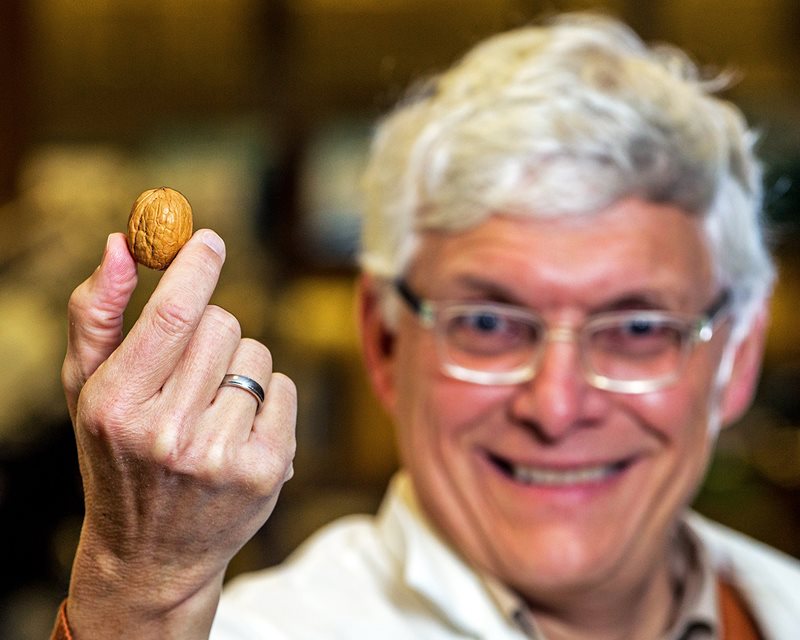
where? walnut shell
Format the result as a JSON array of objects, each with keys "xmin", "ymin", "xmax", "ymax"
[{"xmin": 127, "ymin": 187, "xmax": 193, "ymax": 270}]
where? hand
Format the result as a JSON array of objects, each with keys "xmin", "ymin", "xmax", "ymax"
[{"xmin": 62, "ymin": 230, "xmax": 296, "ymax": 639}]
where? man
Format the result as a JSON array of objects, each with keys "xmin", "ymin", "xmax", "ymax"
[{"xmin": 54, "ymin": 13, "xmax": 799, "ymax": 640}]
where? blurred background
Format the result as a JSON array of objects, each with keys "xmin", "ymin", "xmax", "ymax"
[{"xmin": 0, "ymin": 0, "xmax": 799, "ymax": 637}]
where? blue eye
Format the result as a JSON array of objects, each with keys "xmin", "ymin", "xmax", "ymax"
[
  {"xmin": 590, "ymin": 314, "xmax": 683, "ymax": 359},
  {"xmin": 443, "ymin": 306, "xmax": 540, "ymax": 357},
  {"xmin": 624, "ymin": 318, "xmax": 656, "ymax": 335},
  {"xmin": 469, "ymin": 312, "xmax": 503, "ymax": 332}
]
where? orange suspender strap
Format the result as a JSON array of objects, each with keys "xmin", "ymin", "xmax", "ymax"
[
  {"xmin": 50, "ymin": 599, "xmax": 73, "ymax": 640},
  {"xmin": 718, "ymin": 579, "xmax": 763, "ymax": 640}
]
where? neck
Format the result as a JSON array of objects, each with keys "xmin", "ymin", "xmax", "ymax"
[{"xmin": 527, "ymin": 563, "xmax": 677, "ymax": 640}]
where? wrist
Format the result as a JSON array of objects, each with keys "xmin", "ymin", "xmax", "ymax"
[{"xmin": 67, "ymin": 540, "xmax": 225, "ymax": 640}]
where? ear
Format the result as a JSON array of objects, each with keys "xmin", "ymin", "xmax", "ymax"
[
  {"xmin": 357, "ymin": 274, "xmax": 399, "ymax": 413},
  {"xmin": 719, "ymin": 301, "xmax": 770, "ymax": 427}
]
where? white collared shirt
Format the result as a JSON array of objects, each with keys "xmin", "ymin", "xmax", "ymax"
[{"xmin": 212, "ymin": 472, "xmax": 800, "ymax": 639}]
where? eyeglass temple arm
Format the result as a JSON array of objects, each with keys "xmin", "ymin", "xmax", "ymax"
[
  {"xmin": 706, "ymin": 289, "xmax": 732, "ymax": 323},
  {"xmin": 696, "ymin": 288, "xmax": 732, "ymax": 342},
  {"xmin": 394, "ymin": 279, "xmax": 424, "ymax": 315}
]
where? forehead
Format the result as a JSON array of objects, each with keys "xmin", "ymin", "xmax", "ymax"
[{"xmin": 409, "ymin": 198, "xmax": 716, "ymax": 309}]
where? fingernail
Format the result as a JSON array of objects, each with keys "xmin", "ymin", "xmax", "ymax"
[
  {"xmin": 200, "ymin": 230, "xmax": 225, "ymax": 258},
  {"xmin": 99, "ymin": 234, "xmax": 114, "ymax": 268}
]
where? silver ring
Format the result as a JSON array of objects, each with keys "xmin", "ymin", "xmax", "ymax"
[{"xmin": 219, "ymin": 374, "xmax": 265, "ymax": 411}]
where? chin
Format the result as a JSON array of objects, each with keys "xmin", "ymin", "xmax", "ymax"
[{"xmin": 475, "ymin": 522, "xmax": 637, "ymax": 599}]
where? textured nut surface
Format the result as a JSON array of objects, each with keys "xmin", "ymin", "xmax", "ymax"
[{"xmin": 127, "ymin": 187, "xmax": 193, "ymax": 270}]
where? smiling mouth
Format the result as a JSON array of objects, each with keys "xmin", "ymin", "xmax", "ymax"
[{"xmin": 489, "ymin": 454, "xmax": 631, "ymax": 487}]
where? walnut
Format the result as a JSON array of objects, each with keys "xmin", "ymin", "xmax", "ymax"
[{"xmin": 127, "ymin": 187, "xmax": 193, "ymax": 270}]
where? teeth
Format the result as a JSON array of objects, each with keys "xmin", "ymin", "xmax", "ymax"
[{"xmin": 512, "ymin": 463, "xmax": 617, "ymax": 486}]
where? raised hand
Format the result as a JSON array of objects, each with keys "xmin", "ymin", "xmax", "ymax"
[{"xmin": 62, "ymin": 231, "xmax": 296, "ymax": 639}]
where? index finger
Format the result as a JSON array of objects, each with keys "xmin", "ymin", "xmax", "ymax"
[{"xmin": 108, "ymin": 228, "xmax": 227, "ymax": 400}]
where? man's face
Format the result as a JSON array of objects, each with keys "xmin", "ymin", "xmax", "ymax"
[{"xmin": 370, "ymin": 198, "xmax": 756, "ymax": 603}]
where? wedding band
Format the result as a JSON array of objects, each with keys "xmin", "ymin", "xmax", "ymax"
[{"xmin": 219, "ymin": 374, "xmax": 265, "ymax": 411}]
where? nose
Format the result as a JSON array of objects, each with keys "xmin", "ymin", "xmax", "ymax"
[{"xmin": 508, "ymin": 328, "xmax": 596, "ymax": 442}]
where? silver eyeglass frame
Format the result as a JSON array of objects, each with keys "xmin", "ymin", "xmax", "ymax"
[{"xmin": 394, "ymin": 279, "xmax": 732, "ymax": 394}]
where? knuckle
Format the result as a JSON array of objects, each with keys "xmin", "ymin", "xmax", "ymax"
[
  {"xmin": 150, "ymin": 413, "xmax": 235, "ymax": 483},
  {"xmin": 67, "ymin": 279, "xmax": 123, "ymax": 331},
  {"xmin": 269, "ymin": 373, "xmax": 298, "ymax": 410},
  {"xmin": 282, "ymin": 436, "xmax": 298, "ymax": 469},
  {"xmin": 151, "ymin": 426, "xmax": 182, "ymax": 466},
  {"xmin": 244, "ymin": 457, "xmax": 292, "ymax": 497},
  {"xmin": 204, "ymin": 305, "xmax": 242, "ymax": 342},
  {"xmin": 66, "ymin": 283, "xmax": 98, "ymax": 329},
  {"xmin": 61, "ymin": 358, "xmax": 79, "ymax": 395},
  {"xmin": 241, "ymin": 338, "xmax": 273, "ymax": 370},
  {"xmin": 148, "ymin": 408, "xmax": 191, "ymax": 465},
  {"xmin": 76, "ymin": 384, "xmax": 133, "ymax": 438},
  {"xmin": 66, "ymin": 283, "xmax": 86, "ymax": 317},
  {"xmin": 187, "ymin": 239, "xmax": 225, "ymax": 274},
  {"xmin": 270, "ymin": 371, "xmax": 296, "ymax": 395},
  {"xmin": 203, "ymin": 440, "xmax": 228, "ymax": 475},
  {"xmin": 150, "ymin": 299, "xmax": 196, "ymax": 340}
]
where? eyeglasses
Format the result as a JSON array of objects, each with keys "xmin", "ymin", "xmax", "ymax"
[{"xmin": 395, "ymin": 280, "xmax": 732, "ymax": 394}]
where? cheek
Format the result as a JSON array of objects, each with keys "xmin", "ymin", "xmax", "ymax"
[
  {"xmin": 635, "ymin": 388, "xmax": 702, "ymax": 429},
  {"xmin": 630, "ymin": 390, "xmax": 713, "ymax": 453},
  {"xmin": 393, "ymin": 327, "xmax": 504, "ymax": 432},
  {"xmin": 631, "ymin": 351, "xmax": 722, "ymax": 441},
  {"xmin": 434, "ymin": 383, "xmax": 511, "ymax": 440},
  {"xmin": 394, "ymin": 367, "xmax": 509, "ymax": 465}
]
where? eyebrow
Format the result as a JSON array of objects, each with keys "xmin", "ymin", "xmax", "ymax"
[
  {"xmin": 438, "ymin": 275, "xmax": 527, "ymax": 304},
  {"xmin": 436, "ymin": 274, "xmax": 681, "ymax": 312},
  {"xmin": 597, "ymin": 295, "xmax": 676, "ymax": 313}
]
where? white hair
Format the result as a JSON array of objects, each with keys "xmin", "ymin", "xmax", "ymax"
[{"xmin": 359, "ymin": 13, "xmax": 775, "ymax": 336}]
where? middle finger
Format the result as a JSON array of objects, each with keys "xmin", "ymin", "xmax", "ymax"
[{"xmin": 161, "ymin": 304, "xmax": 242, "ymax": 416}]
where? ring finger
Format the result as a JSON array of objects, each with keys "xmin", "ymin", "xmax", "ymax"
[{"xmin": 212, "ymin": 337, "xmax": 274, "ymax": 439}]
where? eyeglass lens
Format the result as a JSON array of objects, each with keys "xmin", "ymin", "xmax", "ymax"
[{"xmin": 438, "ymin": 306, "xmax": 690, "ymax": 385}]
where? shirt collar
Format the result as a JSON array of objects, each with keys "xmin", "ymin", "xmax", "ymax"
[
  {"xmin": 378, "ymin": 472, "xmax": 527, "ymax": 637},
  {"xmin": 665, "ymin": 521, "xmax": 719, "ymax": 639}
]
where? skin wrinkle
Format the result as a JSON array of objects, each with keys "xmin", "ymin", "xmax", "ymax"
[{"xmin": 372, "ymin": 198, "xmax": 749, "ymax": 638}]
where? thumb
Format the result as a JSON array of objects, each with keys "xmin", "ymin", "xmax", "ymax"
[{"xmin": 62, "ymin": 232, "xmax": 138, "ymax": 419}]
